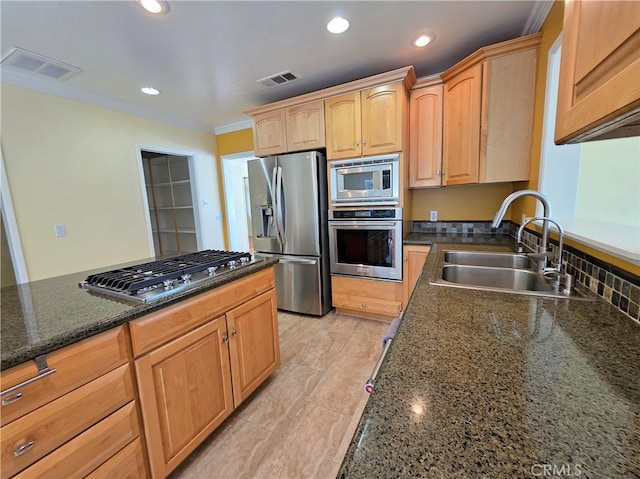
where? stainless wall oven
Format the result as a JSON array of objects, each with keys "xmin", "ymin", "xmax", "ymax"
[{"xmin": 328, "ymin": 208, "xmax": 402, "ymax": 281}]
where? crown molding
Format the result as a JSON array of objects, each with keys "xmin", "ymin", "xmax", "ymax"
[
  {"xmin": 522, "ymin": 0, "xmax": 554, "ymax": 35},
  {"xmin": 1, "ymin": 68, "xmax": 214, "ymax": 134},
  {"xmin": 214, "ymin": 119, "xmax": 253, "ymax": 135}
]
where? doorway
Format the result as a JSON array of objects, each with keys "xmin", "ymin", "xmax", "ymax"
[
  {"xmin": 222, "ymin": 152, "xmax": 257, "ymax": 252},
  {"xmin": 139, "ymin": 149, "xmax": 201, "ymax": 256}
]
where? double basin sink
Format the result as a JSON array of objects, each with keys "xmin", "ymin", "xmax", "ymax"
[{"xmin": 431, "ymin": 250, "xmax": 595, "ymax": 300}]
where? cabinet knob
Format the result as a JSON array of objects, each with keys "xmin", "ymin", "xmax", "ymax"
[
  {"xmin": 362, "ymin": 139, "xmax": 366, "ymax": 145},
  {"xmin": 436, "ymin": 169, "xmax": 441, "ymax": 175},
  {"xmin": 403, "ymin": 256, "xmax": 407, "ymax": 262},
  {"xmin": 231, "ymin": 329, "xmax": 237, "ymax": 337},
  {"xmin": 14, "ymin": 441, "xmax": 34, "ymax": 457},
  {"xmin": 222, "ymin": 335, "xmax": 229, "ymax": 344},
  {"xmin": 355, "ymin": 139, "xmax": 360, "ymax": 147},
  {"xmin": 361, "ymin": 303, "xmax": 367, "ymax": 309}
]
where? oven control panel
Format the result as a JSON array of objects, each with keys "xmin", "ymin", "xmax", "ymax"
[{"xmin": 329, "ymin": 208, "xmax": 401, "ymax": 220}]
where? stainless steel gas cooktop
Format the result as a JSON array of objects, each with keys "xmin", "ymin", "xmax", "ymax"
[{"xmin": 79, "ymin": 250, "xmax": 255, "ymax": 303}]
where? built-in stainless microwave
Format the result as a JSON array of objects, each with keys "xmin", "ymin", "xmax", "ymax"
[{"xmin": 329, "ymin": 154, "xmax": 399, "ymax": 207}]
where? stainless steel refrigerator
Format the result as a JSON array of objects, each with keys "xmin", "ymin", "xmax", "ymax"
[{"xmin": 247, "ymin": 151, "xmax": 331, "ymax": 316}]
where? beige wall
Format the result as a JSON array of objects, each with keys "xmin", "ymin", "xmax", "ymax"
[
  {"xmin": 411, "ymin": 183, "xmax": 514, "ymax": 220},
  {"xmin": 2, "ymin": 84, "xmax": 221, "ymax": 281}
]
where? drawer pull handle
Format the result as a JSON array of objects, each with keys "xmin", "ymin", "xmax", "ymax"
[
  {"xmin": 1, "ymin": 392, "xmax": 23, "ymax": 406},
  {"xmin": 14, "ymin": 441, "xmax": 34, "ymax": 457},
  {"xmin": 0, "ymin": 355, "xmax": 56, "ymax": 401}
]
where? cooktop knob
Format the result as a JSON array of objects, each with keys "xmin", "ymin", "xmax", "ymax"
[
  {"xmin": 181, "ymin": 274, "xmax": 192, "ymax": 283},
  {"xmin": 228, "ymin": 260, "xmax": 237, "ymax": 268},
  {"xmin": 207, "ymin": 266, "xmax": 218, "ymax": 276},
  {"xmin": 163, "ymin": 279, "xmax": 176, "ymax": 290}
]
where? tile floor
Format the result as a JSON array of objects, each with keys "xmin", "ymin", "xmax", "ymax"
[{"xmin": 169, "ymin": 310, "xmax": 388, "ymax": 479}]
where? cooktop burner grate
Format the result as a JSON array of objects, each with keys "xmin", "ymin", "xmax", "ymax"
[{"xmin": 84, "ymin": 250, "xmax": 252, "ymax": 295}]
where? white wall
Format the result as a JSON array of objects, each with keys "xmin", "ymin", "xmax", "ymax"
[{"xmin": 2, "ymin": 84, "xmax": 224, "ymax": 280}]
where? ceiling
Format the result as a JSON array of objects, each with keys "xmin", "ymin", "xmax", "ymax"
[{"xmin": 1, "ymin": 1, "xmax": 551, "ymax": 134}]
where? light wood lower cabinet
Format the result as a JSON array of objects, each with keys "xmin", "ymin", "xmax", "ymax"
[
  {"xmin": 135, "ymin": 317, "xmax": 234, "ymax": 478},
  {"xmin": 0, "ymin": 326, "xmax": 142, "ymax": 479},
  {"xmin": 402, "ymin": 245, "xmax": 431, "ymax": 307},
  {"xmin": 331, "ymin": 275, "xmax": 402, "ymax": 321},
  {"xmin": 132, "ymin": 268, "xmax": 280, "ymax": 479}
]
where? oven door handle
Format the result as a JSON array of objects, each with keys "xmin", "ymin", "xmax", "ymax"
[{"xmin": 329, "ymin": 221, "xmax": 399, "ymax": 228}]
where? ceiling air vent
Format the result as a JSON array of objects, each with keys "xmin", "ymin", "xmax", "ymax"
[
  {"xmin": 257, "ymin": 70, "xmax": 301, "ymax": 88},
  {"xmin": 1, "ymin": 47, "xmax": 81, "ymax": 81}
]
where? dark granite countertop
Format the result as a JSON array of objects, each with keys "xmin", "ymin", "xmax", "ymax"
[
  {"xmin": 1, "ymin": 257, "xmax": 278, "ymax": 370},
  {"xmin": 339, "ymin": 239, "xmax": 640, "ymax": 478}
]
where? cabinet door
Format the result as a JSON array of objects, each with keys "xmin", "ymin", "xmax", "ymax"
[
  {"xmin": 361, "ymin": 83, "xmax": 404, "ymax": 156},
  {"xmin": 480, "ymin": 48, "xmax": 537, "ymax": 183},
  {"xmin": 253, "ymin": 109, "xmax": 288, "ymax": 156},
  {"xmin": 443, "ymin": 63, "xmax": 482, "ymax": 185},
  {"xmin": 286, "ymin": 101, "xmax": 325, "ymax": 152},
  {"xmin": 555, "ymin": 0, "xmax": 640, "ymax": 144},
  {"xmin": 135, "ymin": 318, "xmax": 234, "ymax": 479},
  {"xmin": 409, "ymin": 84, "xmax": 443, "ymax": 187},
  {"xmin": 226, "ymin": 289, "xmax": 280, "ymax": 406},
  {"xmin": 402, "ymin": 245, "xmax": 430, "ymax": 308},
  {"xmin": 325, "ymin": 92, "xmax": 361, "ymax": 160}
]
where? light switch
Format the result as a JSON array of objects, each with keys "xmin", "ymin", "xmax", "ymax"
[{"xmin": 54, "ymin": 224, "xmax": 66, "ymax": 237}]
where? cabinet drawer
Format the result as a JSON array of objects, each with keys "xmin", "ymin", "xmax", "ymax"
[
  {"xmin": 331, "ymin": 275, "xmax": 402, "ymax": 301},
  {"xmin": 0, "ymin": 326, "xmax": 129, "ymax": 426},
  {"xmin": 333, "ymin": 293, "xmax": 402, "ymax": 319},
  {"xmin": 85, "ymin": 437, "xmax": 145, "ymax": 479},
  {"xmin": 14, "ymin": 402, "xmax": 140, "ymax": 479},
  {"xmin": 130, "ymin": 267, "xmax": 276, "ymax": 356},
  {"xmin": 1, "ymin": 364, "xmax": 134, "ymax": 478}
]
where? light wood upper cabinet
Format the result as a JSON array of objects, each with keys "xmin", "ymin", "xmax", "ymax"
[
  {"xmin": 441, "ymin": 34, "xmax": 540, "ymax": 186},
  {"xmin": 325, "ymin": 92, "xmax": 362, "ymax": 160},
  {"xmin": 285, "ymin": 101, "xmax": 325, "ymax": 153},
  {"xmin": 409, "ymin": 80, "xmax": 443, "ymax": 188},
  {"xmin": 252, "ymin": 101, "xmax": 326, "ymax": 157},
  {"xmin": 555, "ymin": 0, "xmax": 640, "ymax": 144},
  {"xmin": 252, "ymin": 109, "xmax": 288, "ymax": 157},
  {"xmin": 325, "ymin": 82, "xmax": 406, "ymax": 160},
  {"xmin": 443, "ymin": 64, "xmax": 482, "ymax": 186},
  {"xmin": 402, "ymin": 245, "xmax": 430, "ymax": 308},
  {"xmin": 361, "ymin": 83, "xmax": 405, "ymax": 157}
]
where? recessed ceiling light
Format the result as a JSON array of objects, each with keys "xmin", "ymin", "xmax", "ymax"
[
  {"xmin": 138, "ymin": 0, "xmax": 170, "ymax": 15},
  {"xmin": 327, "ymin": 17, "xmax": 349, "ymax": 34},
  {"xmin": 412, "ymin": 32, "xmax": 436, "ymax": 48},
  {"xmin": 141, "ymin": 87, "xmax": 160, "ymax": 95}
]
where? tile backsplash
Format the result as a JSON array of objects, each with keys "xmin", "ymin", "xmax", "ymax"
[
  {"xmin": 511, "ymin": 222, "xmax": 640, "ymax": 325},
  {"xmin": 411, "ymin": 221, "xmax": 640, "ymax": 324}
]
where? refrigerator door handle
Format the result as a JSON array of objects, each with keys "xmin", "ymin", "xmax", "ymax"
[
  {"xmin": 271, "ymin": 166, "xmax": 281, "ymax": 244},
  {"xmin": 275, "ymin": 165, "xmax": 286, "ymax": 247}
]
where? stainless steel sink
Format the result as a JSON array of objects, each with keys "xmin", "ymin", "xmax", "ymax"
[
  {"xmin": 443, "ymin": 251, "xmax": 536, "ymax": 270},
  {"xmin": 440, "ymin": 265, "xmax": 552, "ymax": 292},
  {"xmin": 431, "ymin": 250, "xmax": 596, "ymax": 301}
]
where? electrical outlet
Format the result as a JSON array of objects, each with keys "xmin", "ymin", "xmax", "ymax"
[
  {"xmin": 54, "ymin": 224, "xmax": 66, "ymax": 237},
  {"xmin": 430, "ymin": 210, "xmax": 438, "ymax": 221}
]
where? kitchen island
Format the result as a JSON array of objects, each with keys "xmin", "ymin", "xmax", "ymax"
[
  {"xmin": 1, "ymin": 256, "xmax": 279, "ymax": 479},
  {"xmin": 1, "ymin": 256, "xmax": 278, "ymax": 370},
  {"xmin": 339, "ymin": 238, "xmax": 640, "ymax": 478}
]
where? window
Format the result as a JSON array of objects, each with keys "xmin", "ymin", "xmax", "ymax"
[{"xmin": 538, "ymin": 36, "xmax": 640, "ymax": 265}]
